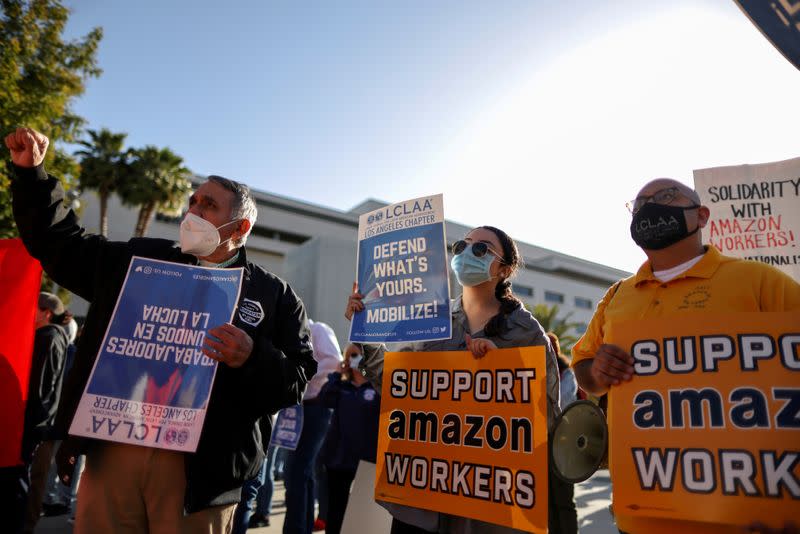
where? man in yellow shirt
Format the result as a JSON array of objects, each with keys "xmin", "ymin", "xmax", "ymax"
[{"xmin": 572, "ymin": 178, "xmax": 800, "ymax": 534}]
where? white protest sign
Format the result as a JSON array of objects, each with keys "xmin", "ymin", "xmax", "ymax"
[{"xmin": 694, "ymin": 156, "xmax": 800, "ymax": 281}]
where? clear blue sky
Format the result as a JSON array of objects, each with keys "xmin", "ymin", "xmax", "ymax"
[{"xmin": 63, "ymin": 0, "xmax": 800, "ymax": 272}]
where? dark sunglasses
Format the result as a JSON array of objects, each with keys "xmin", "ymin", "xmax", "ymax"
[{"xmin": 452, "ymin": 240, "xmax": 504, "ymax": 261}]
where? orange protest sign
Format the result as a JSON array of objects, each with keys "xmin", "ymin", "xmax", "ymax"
[
  {"xmin": 374, "ymin": 347, "xmax": 548, "ymax": 532},
  {"xmin": 607, "ymin": 312, "xmax": 800, "ymax": 528}
]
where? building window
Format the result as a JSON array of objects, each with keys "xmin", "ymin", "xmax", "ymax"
[
  {"xmin": 514, "ymin": 284, "xmax": 534, "ymax": 297},
  {"xmin": 544, "ymin": 291, "xmax": 564, "ymax": 304},
  {"xmin": 575, "ymin": 297, "xmax": 593, "ymax": 309},
  {"xmin": 575, "ymin": 323, "xmax": 588, "ymax": 334},
  {"xmin": 249, "ymin": 226, "xmax": 309, "ymax": 244}
]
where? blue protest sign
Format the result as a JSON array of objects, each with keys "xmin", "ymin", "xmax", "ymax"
[
  {"xmin": 349, "ymin": 194, "xmax": 451, "ymax": 343},
  {"xmin": 270, "ymin": 405, "xmax": 304, "ymax": 450},
  {"xmin": 69, "ymin": 257, "xmax": 243, "ymax": 452},
  {"xmin": 735, "ymin": 0, "xmax": 800, "ymax": 70}
]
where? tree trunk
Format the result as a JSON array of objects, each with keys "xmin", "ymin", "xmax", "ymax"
[
  {"xmin": 134, "ymin": 205, "xmax": 147, "ymax": 237},
  {"xmin": 136, "ymin": 203, "xmax": 156, "ymax": 237},
  {"xmin": 99, "ymin": 192, "xmax": 108, "ymax": 237}
]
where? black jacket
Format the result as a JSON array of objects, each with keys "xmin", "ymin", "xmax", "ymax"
[
  {"xmin": 318, "ymin": 373, "xmax": 380, "ymax": 471},
  {"xmin": 22, "ymin": 323, "xmax": 69, "ymax": 457},
  {"xmin": 11, "ymin": 164, "xmax": 317, "ymax": 512}
]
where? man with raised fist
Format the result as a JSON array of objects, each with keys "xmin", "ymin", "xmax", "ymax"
[{"xmin": 6, "ymin": 127, "xmax": 317, "ymax": 534}]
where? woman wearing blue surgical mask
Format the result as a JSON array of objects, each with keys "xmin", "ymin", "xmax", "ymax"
[{"xmin": 345, "ymin": 225, "xmax": 560, "ymax": 534}]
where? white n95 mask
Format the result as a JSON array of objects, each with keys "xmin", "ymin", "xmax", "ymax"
[{"xmin": 179, "ymin": 213, "xmax": 238, "ymax": 257}]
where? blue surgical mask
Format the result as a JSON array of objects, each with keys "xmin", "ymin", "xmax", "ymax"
[{"xmin": 450, "ymin": 248, "xmax": 495, "ymax": 287}]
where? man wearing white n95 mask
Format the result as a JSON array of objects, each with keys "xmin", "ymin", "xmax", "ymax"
[
  {"xmin": 6, "ymin": 127, "xmax": 317, "ymax": 534},
  {"xmin": 179, "ymin": 211, "xmax": 242, "ymax": 258}
]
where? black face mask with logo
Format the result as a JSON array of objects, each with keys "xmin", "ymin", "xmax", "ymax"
[{"xmin": 630, "ymin": 202, "xmax": 700, "ymax": 250}]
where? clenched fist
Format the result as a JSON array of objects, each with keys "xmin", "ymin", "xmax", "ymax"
[{"xmin": 4, "ymin": 127, "xmax": 49, "ymax": 168}]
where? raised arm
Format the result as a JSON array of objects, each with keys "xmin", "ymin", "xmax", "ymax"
[{"xmin": 7, "ymin": 127, "xmax": 123, "ymax": 301}]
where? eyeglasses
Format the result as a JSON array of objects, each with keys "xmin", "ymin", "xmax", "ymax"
[
  {"xmin": 626, "ymin": 187, "xmax": 681, "ymax": 214},
  {"xmin": 452, "ymin": 240, "xmax": 504, "ymax": 261}
]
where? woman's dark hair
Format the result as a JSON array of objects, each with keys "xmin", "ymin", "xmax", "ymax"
[
  {"xmin": 547, "ymin": 331, "xmax": 571, "ymax": 373},
  {"xmin": 480, "ymin": 225, "xmax": 523, "ymax": 337}
]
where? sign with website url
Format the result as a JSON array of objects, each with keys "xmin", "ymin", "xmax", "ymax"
[
  {"xmin": 349, "ymin": 194, "xmax": 452, "ymax": 343},
  {"xmin": 69, "ymin": 257, "xmax": 243, "ymax": 452}
]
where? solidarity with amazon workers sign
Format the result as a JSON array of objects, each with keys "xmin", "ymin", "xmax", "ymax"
[
  {"xmin": 607, "ymin": 313, "xmax": 800, "ymax": 528},
  {"xmin": 375, "ymin": 348, "xmax": 548, "ymax": 532},
  {"xmin": 70, "ymin": 257, "xmax": 243, "ymax": 452},
  {"xmin": 350, "ymin": 194, "xmax": 451, "ymax": 343},
  {"xmin": 694, "ymin": 157, "xmax": 800, "ymax": 281}
]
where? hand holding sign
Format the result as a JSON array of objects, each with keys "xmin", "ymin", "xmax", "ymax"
[
  {"xmin": 465, "ymin": 334, "xmax": 497, "ymax": 359},
  {"xmin": 590, "ymin": 344, "xmax": 633, "ymax": 391},
  {"xmin": 203, "ymin": 322, "xmax": 254, "ymax": 368},
  {"xmin": 344, "ymin": 281, "xmax": 365, "ymax": 321},
  {"xmin": 4, "ymin": 127, "xmax": 49, "ymax": 168}
]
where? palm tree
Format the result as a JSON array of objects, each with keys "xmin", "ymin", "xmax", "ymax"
[
  {"xmin": 120, "ymin": 146, "xmax": 192, "ymax": 237},
  {"xmin": 74, "ymin": 128, "xmax": 129, "ymax": 237},
  {"xmin": 527, "ymin": 303, "xmax": 581, "ymax": 352}
]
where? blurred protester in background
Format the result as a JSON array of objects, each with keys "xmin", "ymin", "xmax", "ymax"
[
  {"xmin": 22, "ymin": 293, "xmax": 70, "ymax": 534},
  {"xmin": 283, "ymin": 320, "xmax": 342, "ymax": 534},
  {"xmin": 244, "ymin": 444, "xmax": 281, "ymax": 529},
  {"xmin": 40, "ymin": 317, "xmax": 79, "ymax": 518},
  {"xmin": 547, "ymin": 332, "xmax": 578, "ymax": 534},
  {"xmin": 317, "ymin": 343, "xmax": 380, "ymax": 534}
]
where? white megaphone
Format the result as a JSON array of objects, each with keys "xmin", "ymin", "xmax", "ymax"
[{"xmin": 550, "ymin": 400, "xmax": 608, "ymax": 483}]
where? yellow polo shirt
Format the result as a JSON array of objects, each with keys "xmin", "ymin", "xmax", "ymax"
[{"xmin": 572, "ymin": 246, "xmax": 800, "ymax": 534}]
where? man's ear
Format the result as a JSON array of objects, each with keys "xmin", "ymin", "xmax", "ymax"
[
  {"xmin": 235, "ymin": 219, "xmax": 252, "ymax": 241},
  {"xmin": 697, "ymin": 205, "xmax": 711, "ymax": 228}
]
